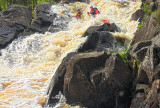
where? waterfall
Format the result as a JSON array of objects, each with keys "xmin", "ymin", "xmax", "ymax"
[{"xmin": 0, "ymin": 0, "xmax": 141, "ymax": 107}]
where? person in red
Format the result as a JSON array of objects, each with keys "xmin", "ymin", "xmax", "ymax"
[
  {"xmin": 87, "ymin": 5, "xmax": 100, "ymax": 17},
  {"xmin": 76, "ymin": 8, "xmax": 84, "ymax": 20}
]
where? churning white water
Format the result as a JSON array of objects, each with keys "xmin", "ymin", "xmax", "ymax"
[{"xmin": 0, "ymin": 0, "xmax": 141, "ymax": 107}]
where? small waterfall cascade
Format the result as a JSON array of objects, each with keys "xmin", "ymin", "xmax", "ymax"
[{"xmin": 0, "ymin": 0, "xmax": 141, "ymax": 107}]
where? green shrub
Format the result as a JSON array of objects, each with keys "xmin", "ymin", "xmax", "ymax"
[
  {"xmin": 137, "ymin": 19, "xmax": 144, "ymax": 29},
  {"xmin": 137, "ymin": 3, "xmax": 152, "ymax": 29},
  {"xmin": 136, "ymin": 59, "xmax": 141, "ymax": 69},
  {"xmin": 118, "ymin": 45, "xmax": 131, "ymax": 65},
  {"xmin": 119, "ymin": 53, "xmax": 128, "ymax": 64},
  {"xmin": 142, "ymin": 3, "xmax": 152, "ymax": 16},
  {"xmin": 153, "ymin": 9, "xmax": 160, "ymax": 24}
]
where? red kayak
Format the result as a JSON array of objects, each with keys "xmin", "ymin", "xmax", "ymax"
[{"xmin": 103, "ymin": 20, "xmax": 110, "ymax": 23}]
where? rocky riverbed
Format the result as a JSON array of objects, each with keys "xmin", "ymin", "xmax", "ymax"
[{"xmin": 1, "ymin": 0, "xmax": 160, "ymax": 108}]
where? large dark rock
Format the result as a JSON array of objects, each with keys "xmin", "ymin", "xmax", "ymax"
[
  {"xmin": 0, "ymin": 5, "xmax": 32, "ymax": 27},
  {"xmin": 130, "ymin": 83, "xmax": 151, "ymax": 108},
  {"xmin": 46, "ymin": 52, "xmax": 110, "ymax": 107},
  {"xmin": 128, "ymin": 35, "xmax": 160, "ymax": 84},
  {"xmin": 83, "ymin": 23, "xmax": 119, "ymax": 37},
  {"xmin": 136, "ymin": 67, "xmax": 150, "ymax": 84},
  {"xmin": 130, "ymin": 80, "xmax": 160, "ymax": 108},
  {"xmin": 83, "ymin": 25, "xmax": 105, "ymax": 37},
  {"xmin": 78, "ymin": 31, "xmax": 115, "ymax": 52},
  {"xmin": 78, "ymin": 23, "xmax": 122, "ymax": 53},
  {"xmin": 130, "ymin": 92, "xmax": 145, "ymax": 108},
  {"xmin": 0, "ymin": 23, "xmax": 25, "ymax": 48},
  {"xmin": 149, "ymin": 2, "xmax": 160, "ymax": 11},
  {"xmin": 29, "ymin": 3, "xmax": 55, "ymax": 33},
  {"xmin": 78, "ymin": 23, "xmax": 123, "ymax": 53},
  {"xmin": 140, "ymin": 45, "xmax": 160, "ymax": 83},
  {"xmin": 127, "ymin": 40, "xmax": 152, "ymax": 62},
  {"xmin": 78, "ymin": 32, "xmax": 99, "ymax": 52},
  {"xmin": 141, "ymin": 0, "xmax": 157, "ymax": 4},
  {"xmin": 135, "ymin": 83, "xmax": 150, "ymax": 94},
  {"xmin": 60, "ymin": 0, "xmax": 87, "ymax": 3},
  {"xmin": 131, "ymin": 9, "xmax": 145, "ymax": 22},
  {"xmin": 151, "ymin": 33, "xmax": 160, "ymax": 46},
  {"xmin": 46, "ymin": 52, "xmax": 132, "ymax": 108},
  {"xmin": 139, "ymin": 79, "xmax": 160, "ymax": 108},
  {"xmin": 103, "ymin": 53, "xmax": 132, "ymax": 88},
  {"xmin": 126, "ymin": 40, "xmax": 151, "ymax": 85},
  {"xmin": 132, "ymin": 14, "xmax": 160, "ymax": 45}
]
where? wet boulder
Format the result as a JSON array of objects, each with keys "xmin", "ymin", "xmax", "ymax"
[
  {"xmin": 29, "ymin": 2, "xmax": 55, "ymax": 33},
  {"xmin": 127, "ymin": 35, "xmax": 160, "ymax": 84},
  {"xmin": 0, "ymin": 23, "xmax": 25, "ymax": 48},
  {"xmin": 79, "ymin": 31, "xmax": 124, "ymax": 53},
  {"xmin": 79, "ymin": 23, "xmax": 120, "ymax": 52},
  {"xmin": 135, "ymin": 83, "xmax": 150, "ymax": 94},
  {"xmin": 141, "ymin": 0, "xmax": 157, "ymax": 4},
  {"xmin": 130, "ymin": 92, "xmax": 145, "ymax": 108},
  {"xmin": 127, "ymin": 40, "xmax": 152, "ymax": 62},
  {"xmin": 78, "ymin": 32, "xmax": 100, "ymax": 52},
  {"xmin": 130, "ymin": 84, "xmax": 150, "ymax": 108},
  {"xmin": 46, "ymin": 52, "xmax": 110, "ymax": 107},
  {"xmin": 46, "ymin": 52, "xmax": 132, "ymax": 108},
  {"xmin": 131, "ymin": 9, "xmax": 145, "ymax": 22},
  {"xmin": 83, "ymin": 25, "xmax": 105, "ymax": 37},
  {"xmin": 78, "ymin": 31, "xmax": 115, "ymax": 52},
  {"xmin": 139, "ymin": 79, "xmax": 160, "ymax": 108},
  {"xmin": 151, "ymin": 33, "xmax": 160, "ymax": 46},
  {"xmin": 109, "ymin": 23, "xmax": 119, "ymax": 32},
  {"xmin": 139, "ymin": 45, "xmax": 160, "ymax": 83},
  {"xmin": 0, "ymin": 5, "xmax": 32, "ymax": 27},
  {"xmin": 149, "ymin": 2, "xmax": 159, "ymax": 11},
  {"xmin": 83, "ymin": 23, "xmax": 119, "ymax": 37},
  {"xmin": 103, "ymin": 53, "xmax": 132, "ymax": 88},
  {"xmin": 132, "ymin": 14, "xmax": 160, "ymax": 45},
  {"xmin": 60, "ymin": 0, "xmax": 87, "ymax": 3},
  {"xmin": 136, "ymin": 67, "xmax": 150, "ymax": 84}
]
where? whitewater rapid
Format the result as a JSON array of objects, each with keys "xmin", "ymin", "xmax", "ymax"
[{"xmin": 0, "ymin": 0, "xmax": 141, "ymax": 107}]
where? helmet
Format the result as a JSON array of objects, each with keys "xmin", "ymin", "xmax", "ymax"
[
  {"xmin": 90, "ymin": 5, "xmax": 93, "ymax": 8},
  {"xmin": 77, "ymin": 8, "xmax": 80, "ymax": 11}
]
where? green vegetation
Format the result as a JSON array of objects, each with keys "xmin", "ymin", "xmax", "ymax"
[
  {"xmin": 119, "ymin": 52, "xmax": 128, "ymax": 64},
  {"xmin": 153, "ymin": 9, "xmax": 160, "ymax": 24},
  {"xmin": 118, "ymin": 45, "xmax": 141, "ymax": 69},
  {"xmin": 118, "ymin": 45, "xmax": 131, "ymax": 65},
  {"xmin": 136, "ymin": 59, "xmax": 141, "ymax": 69},
  {"xmin": 137, "ymin": 19, "xmax": 144, "ymax": 29},
  {"xmin": 137, "ymin": 2, "xmax": 160, "ymax": 29},
  {"xmin": 137, "ymin": 3, "xmax": 152, "ymax": 29},
  {"xmin": 0, "ymin": 0, "xmax": 60, "ymax": 11},
  {"xmin": 142, "ymin": 3, "xmax": 152, "ymax": 16}
]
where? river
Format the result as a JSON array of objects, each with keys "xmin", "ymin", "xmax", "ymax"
[{"xmin": 0, "ymin": 0, "xmax": 141, "ymax": 107}]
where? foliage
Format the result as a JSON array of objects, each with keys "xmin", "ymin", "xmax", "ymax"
[
  {"xmin": 153, "ymin": 9, "xmax": 160, "ymax": 24},
  {"xmin": 137, "ymin": 3, "xmax": 152, "ymax": 29},
  {"xmin": 119, "ymin": 53, "xmax": 128, "ymax": 64},
  {"xmin": 118, "ymin": 45, "xmax": 131, "ymax": 65},
  {"xmin": 0, "ymin": 0, "xmax": 60, "ymax": 12},
  {"xmin": 137, "ymin": 19, "xmax": 144, "ymax": 29},
  {"xmin": 0, "ymin": 0, "xmax": 7, "ymax": 11},
  {"xmin": 136, "ymin": 59, "xmax": 141, "ymax": 69},
  {"xmin": 142, "ymin": 3, "xmax": 152, "ymax": 16}
]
